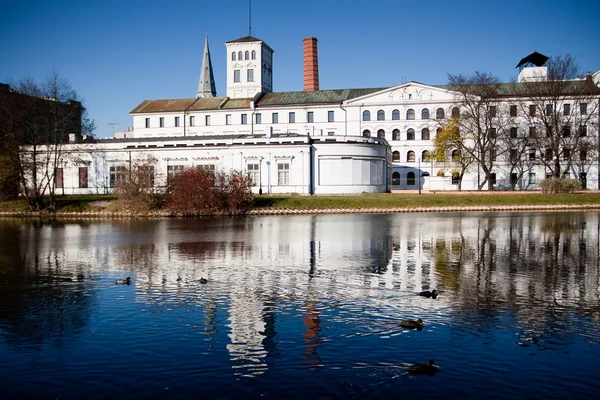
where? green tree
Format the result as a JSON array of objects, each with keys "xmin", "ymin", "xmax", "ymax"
[{"xmin": 433, "ymin": 117, "xmax": 473, "ymax": 191}]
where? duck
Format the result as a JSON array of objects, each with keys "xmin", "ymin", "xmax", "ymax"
[
  {"xmin": 400, "ymin": 318, "xmax": 424, "ymax": 330},
  {"xmin": 418, "ymin": 289, "xmax": 438, "ymax": 299},
  {"xmin": 199, "ymin": 278, "xmax": 208, "ymax": 284},
  {"xmin": 116, "ymin": 277, "xmax": 131, "ymax": 285},
  {"xmin": 408, "ymin": 360, "xmax": 438, "ymax": 376}
]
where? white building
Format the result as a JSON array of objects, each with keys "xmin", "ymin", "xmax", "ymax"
[{"xmin": 48, "ymin": 35, "xmax": 600, "ymax": 194}]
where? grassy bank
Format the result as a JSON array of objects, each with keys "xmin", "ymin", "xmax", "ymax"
[{"xmin": 2, "ymin": 192, "xmax": 600, "ymax": 215}]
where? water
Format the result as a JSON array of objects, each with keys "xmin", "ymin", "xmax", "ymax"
[{"xmin": 0, "ymin": 212, "xmax": 599, "ymax": 399}]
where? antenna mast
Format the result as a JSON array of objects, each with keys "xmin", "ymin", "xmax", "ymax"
[{"xmin": 249, "ymin": 0, "xmax": 252, "ymax": 36}]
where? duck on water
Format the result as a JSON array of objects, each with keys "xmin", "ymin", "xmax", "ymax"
[
  {"xmin": 116, "ymin": 277, "xmax": 131, "ymax": 285},
  {"xmin": 418, "ymin": 289, "xmax": 438, "ymax": 299}
]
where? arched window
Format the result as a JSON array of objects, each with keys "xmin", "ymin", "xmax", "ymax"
[
  {"xmin": 421, "ymin": 108, "xmax": 430, "ymax": 119},
  {"xmin": 392, "ymin": 129, "xmax": 400, "ymax": 140},
  {"xmin": 392, "ymin": 151, "xmax": 400, "ymax": 161},
  {"xmin": 245, "ymin": 51, "xmax": 249, "ymax": 60},
  {"xmin": 452, "ymin": 149, "xmax": 461, "ymax": 161},
  {"xmin": 407, "ymin": 151, "xmax": 415, "ymax": 162},
  {"xmin": 407, "ymin": 172, "xmax": 416, "ymax": 185},
  {"xmin": 407, "ymin": 109, "xmax": 415, "ymax": 120},
  {"xmin": 238, "ymin": 51, "xmax": 243, "ymax": 60},
  {"xmin": 452, "ymin": 107, "xmax": 460, "ymax": 118},
  {"xmin": 232, "ymin": 52, "xmax": 237, "ymax": 61},
  {"xmin": 377, "ymin": 110, "xmax": 385, "ymax": 121},
  {"xmin": 251, "ymin": 50, "xmax": 256, "ymax": 59},
  {"xmin": 436, "ymin": 108, "xmax": 445, "ymax": 119},
  {"xmin": 407, "ymin": 128, "xmax": 415, "ymax": 140},
  {"xmin": 421, "ymin": 128, "xmax": 430, "ymax": 140},
  {"xmin": 392, "ymin": 172, "xmax": 401, "ymax": 185},
  {"xmin": 362, "ymin": 110, "xmax": 371, "ymax": 121},
  {"xmin": 392, "ymin": 109, "xmax": 400, "ymax": 120},
  {"xmin": 436, "ymin": 127, "xmax": 442, "ymax": 138},
  {"xmin": 362, "ymin": 129, "xmax": 371, "ymax": 137},
  {"xmin": 422, "ymin": 150, "xmax": 431, "ymax": 162},
  {"xmin": 377, "ymin": 129, "xmax": 385, "ymax": 139}
]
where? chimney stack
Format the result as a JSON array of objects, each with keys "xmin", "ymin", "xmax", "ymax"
[{"xmin": 303, "ymin": 37, "xmax": 319, "ymax": 91}]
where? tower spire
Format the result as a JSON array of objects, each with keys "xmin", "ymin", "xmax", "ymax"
[{"xmin": 196, "ymin": 34, "xmax": 217, "ymax": 98}]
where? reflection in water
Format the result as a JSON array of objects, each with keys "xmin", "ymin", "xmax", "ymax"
[{"xmin": 0, "ymin": 212, "xmax": 599, "ymax": 398}]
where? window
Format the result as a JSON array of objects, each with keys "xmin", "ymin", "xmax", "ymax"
[
  {"xmin": 247, "ymin": 164, "xmax": 259, "ymax": 186},
  {"xmin": 545, "ymin": 148, "xmax": 553, "ymax": 160},
  {"xmin": 167, "ymin": 165, "xmax": 185, "ymax": 183},
  {"xmin": 406, "ymin": 109, "xmax": 415, "ymax": 120},
  {"xmin": 392, "ymin": 129, "xmax": 400, "ymax": 140},
  {"xmin": 241, "ymin": 114, "xmax": 247, "ymax": 125},
  {"xmin": 145, "ymin": 118, "xmax": 150, "ymax": 128},
  {"xmin": 421, "ymin": 128, "xmax": 430, "ymax": 140},
  {"xmin": 490, "ymin": 173, "xmax": 497, "ymax": 185},
  {"xmin": 545, "ymin": 104, "xmax": 553, "ymax": 116},
  {"xmin": 55, "ymin": 167, "xmax": 63, "ymax": 188},
  {"xmin": 377, "ymin": 129, "xmax": 385, "ymax": 139},
  {"xmin": 109, "ymin": 166, "xmax": 126, "ymax": 187},
  {"xmin": 451, "ymin": 107, "xmax": 460, "ymax": 118},
  {"xmin": 529, "ymin": 127, "xmax": 536, "ymax": 138},
  {"xmin": 422, "ymin": 150, "xmax": 431, "ymax": 162},
  {"xmin": 489, "ymin": 106, "xmax": 496, "ymax": 118},
  {"xmin": 362, "ymin": 110, "xmax": 371, "ymax": 121},
  {"xmin": 580, "ymin": 172, "xmax": 587, "ymax": 189},
  {"xmin": 392, "ymin": 151, "xmax": 400, "ymax": 161},
  {"xmin": 436, "ymin": 108, "xmax": 445, "ymax": 119},
  {"xmin": 226, "ymin": 114, "xmax": 231, "ymax": 125},
  {"xmin": 189, "ymin": 116, "xmax": 195, "ymax": 126},
  {"xmin": 452, "ymin": 149, "xmax": 461, "ymax": 161},
  {"xmin": 436, "ymin": 127, "xmax": 442, "ymax": 139},
  {"xmin": 247, "ymin": 69, "xmax": 254, "ymax": 82},
  {"xmin": 580, "ymin": 103, "xmax": 588, "ymax": 115},
  {"xmin": 392, "ymin": 172, "xmax": 400, "ymax": 185},
  {"xmin": 256, "ymin": 113, "xmax": 262, "ymax": 124},
  {"xmin": 580, "ymin": 150, "xmax": 588, "ymax": 161},
  {"xmin": 529, "ymin": 172, "xmax": 536, "ymax": 185},
  {"xmin": 529, "ymin": 105, "xmax": 536, "ymax": 117},
  {"xmin": 491, "ymin": 150, "xmax": 497, "ymax": 161},
  {"xmin": 510, "ymin": 105, "xmax": 517, "ymax": 117},
  {"xmin": 377, "ymin": 110, "xmax": 385, "ymax": 120},
  {"xmin": 407, "ymin": 172, "xmax": 416, "ymax": 186},
  {"xmin": 78, "ymin": 167, "xmax": 88, "ymax": 188},
  {"xmin": 138, "ymin": 165, "xmax": 155, "ymax": 187},
  {"xmin": 579, "ymin": 125, "xmax": 587, "ymax": 137},
  {"xmin": 407, "ymin": 151, "xmax": 415, "ymax": 162},
  {"xmin": 272, "ymin": 113, "xmax": 278, "ymax": 123},
  {"xmin": 422, "ymin": 108, "xmax": 430, "ymax": 119},
  {"xmin": 529, "ymin": 149, "xmax": 536, "ymax": 161},
  {"xmin": 251, "ymin": 50, "xmax": 256, "ymax": 60},
  {"xmin": 562, "ymin": 125, "xmax": 571, "ymax": 137},
  {"xmin": 277, "ymin": 163, "xmax": 289, "ymax": 185},
  {"xmin": 563, "ymin": 103, "xmax": 571, "ymax": 116},
  {"xmin": 407, "ymin": 128, "xmax": 415, "ymax": 140},
  {"xmin": 328, "ymin": 110, "xmax": 334, "ymax": 122},
  {"xmin": 362, "ymin": 129, "xmax": 371, "ymax": 137},
  {"xmin": 245, "ymin": 51, "xmax": 249, "ymax": 60},
  {"xmin": 307, "ymin": 111, "xmax": 314, "ymax": 123},
  {"xmin": 232, "ymin": 52, "xmax": 236, "ymax": 61},
  {"xmin": 175, "ymin": 116, "xmax": 180, "ymax": 127},
  {"xmin": 238, "ymin": 51, "xmax": 242, "ymax": 60},
  {"xmin": 529, "ymin": 172, "xmax": 537, "ymax": 185},
  {"xmin": 159, "ymin": 117, "xmax": 164, "ymax": 128},
  {"xmin": 510, "ymin": 149, "xmax": 518, "ymax": 161},
  {"xmin": 289, "ymin": 112, "xmax": 295, "ymax": 123},
  {"xmin": 563, "ymin": 148, "xmax": 571, "ymax": 160},
  {"xmin": 452, "ymin": 172, "xmax": 460, "ymax": 185},
  {"xmin": 205, "ymin": 115, "xmax": 211, "ymax": 126},
  {"xmin": 234, "ymin": 70, "xmax": 241, "ymax": 82},
  {"xmin": 392, "ymin": 109, "xmax": 400, "ymax": 120},
  {"xmin": 489, "ymin": 127, "xmax": 497, "ymax": 139},
  {"xmin": 510, "ymin": 127, "xmax": 518, "ymax": 138},
  {"xmin": 510, "ymin": 173, "xmax": 518, "ymax": 186}
]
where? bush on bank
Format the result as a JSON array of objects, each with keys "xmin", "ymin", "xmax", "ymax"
[{"xmin": 539, "ymin": 177, "xmax": 582, "ymax": 194}]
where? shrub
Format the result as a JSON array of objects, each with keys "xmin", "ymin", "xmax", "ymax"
[
  {"xmin": 113, "ymin": 155, "xmax": 163, "ymax": 213},
  {"xmin": 539, "ymin": 177, "xmax": 582, "ymax": 194},
  {"xmin": 165, "ymin": 167, "xmax": 253, "ymax": 216}
]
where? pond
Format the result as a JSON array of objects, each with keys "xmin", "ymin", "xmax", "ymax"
[{"xmin": 0, "ymin": 212, "xmax": 599, "ymax": 399}]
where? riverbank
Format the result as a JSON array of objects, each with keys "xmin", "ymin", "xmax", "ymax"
[{"xmin": 2, "ymin": 191, "xmax": 600, "ymax": 217}]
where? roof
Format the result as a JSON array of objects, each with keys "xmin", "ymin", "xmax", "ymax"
[
  {"xmin": 258, "ymin": 88, "xmax": 385, "ymax": 106},
  {"xmin": 516, "ymin": 52, "xmax": 549, "ymax": 68},
  {"xmin": 226, "ymin": 35, "xmax": 274, "ymax": 52}
]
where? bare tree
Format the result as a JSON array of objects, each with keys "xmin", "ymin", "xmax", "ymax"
[
  {"xmin": 0, "ymin": 72, "xmax": 95, "ymax": 210},
  {"xmin": 446, "ymin": 72, "xmax": 511, "ymax": 190},
  {"xmin": 511, "ymin": 55, "xmax": 600, "ymax": 182}
]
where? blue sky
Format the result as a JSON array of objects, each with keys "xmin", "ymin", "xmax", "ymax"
[{"xmin": 2, "ymin": 0, "xmax": 599, "ymax": 138}]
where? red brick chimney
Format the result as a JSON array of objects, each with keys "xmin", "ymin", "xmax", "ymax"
[{"xmin": 303, "ymin": 37, "xmax": 319, "ymax": 91}]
